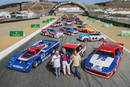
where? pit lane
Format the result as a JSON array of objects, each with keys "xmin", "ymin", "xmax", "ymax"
[{"xmin": 0, "ymin": 16, "xmax": 130, "ymax": 87}]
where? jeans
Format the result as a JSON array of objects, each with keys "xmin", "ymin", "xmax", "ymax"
[
  {"xmin": 63, "ymin": 61, "xmax": 71, "ymax": 75},
  {"xmin": 74, "ymin": 66, "xmax": 81, "ymax": 79},
  {"xmin": 55, "ymin": 67, "xmax": 60, "ymax": 77}
]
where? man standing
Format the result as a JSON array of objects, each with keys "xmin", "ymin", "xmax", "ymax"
[
  {"xmin": 61, "ymin": 48, "xmax": 72, "ymax": 76},
  {"xmin": 51, "ymin": 51, "xmax": 61, "ymax": 78},
  {"xmin": 72, "ymin": 51, "xmax": 81, "ymax": 80}
]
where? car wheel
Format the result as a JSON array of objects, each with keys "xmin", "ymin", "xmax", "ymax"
[
  {"xmin": 68, "ymin": 32, "xmax": 72, "ymax": 36},
  {"xmin": 50, "ymin": 34, "xmax": 54, "ymax": 38},
  {"xmin": 83, "ymin": 38, "xmax": 88, "ymax": 42},
  {"xmin": 52, "ymin": 48, "xmax": 56, "ymax": 54},
  {"xmin": 33, "ymin": 60, "xmax": 38, "ymax": 68},
  {"xmin": 99, "ymin": 38, "xmax": 104, "ymax": 41},
  {"xmin": 81, "ymin": 51, "xmax": 85, "ymax": 57}
]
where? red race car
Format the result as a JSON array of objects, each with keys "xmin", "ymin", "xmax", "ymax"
[
  {"xmin": 85, "ymin": 41, "xmax": 124, "ymax": 78},
  {"xmin": 51, "ymin": 21, "xmax": 63, "ymax": 27}
]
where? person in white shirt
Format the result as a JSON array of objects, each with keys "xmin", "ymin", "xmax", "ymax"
[{"xmin": 51, "ymin": 51, "xmax": 61, "ymax": 78}]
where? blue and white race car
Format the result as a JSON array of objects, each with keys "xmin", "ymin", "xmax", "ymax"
[
  {"xmin": 41, "ymin": 28, "xmax": 63, "ymax": 38},
  {"xmin": 59, "ymin": 27, "xmax": 78, "ymax": 36},
  {"xmin": 6, "ymin": 40, "xmax": 60, "ymax": 72},
  {"xmin": 85, "ymin": 41, "xmax": 124, "ymax": 78},
  {"xmin": 77, "ymin": 32, "xmax": 106, "ymax": 42}
]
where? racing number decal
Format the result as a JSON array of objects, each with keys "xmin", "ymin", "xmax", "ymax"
[{"xmin": 41, "ymin": 53, "xmax": 45, "ymax": 60}]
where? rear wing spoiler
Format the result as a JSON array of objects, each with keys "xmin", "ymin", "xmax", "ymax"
[{"xmin": 102, "ymin": 41, "xmax": 124, "ymax": 46}]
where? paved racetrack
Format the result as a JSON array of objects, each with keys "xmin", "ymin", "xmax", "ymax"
[{"xmin": 0, "ymin": 16, "xmax": 130, "ymax": 87}]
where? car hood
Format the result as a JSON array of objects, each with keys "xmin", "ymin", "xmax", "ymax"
[{"xmin": 88, "ymin": 54, "xmax": 114, "ymax": 72}]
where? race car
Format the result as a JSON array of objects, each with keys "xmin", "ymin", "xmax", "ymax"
[
  {"xmin": 48, "ymin": 43, "xmax": 86, "ymax": 71},
  {"xmin": 64, "ymin": 21, "xmax": 73, "ymax": 26},
  {"xmin": 41, "ymin": 28, "xmax": 63, "ymax": 38},
  {"xmin": 61, "ymin": 43, "xmax": 86, "ymax": 57},
  {"xmin": 51, "ymin": 21, "xmax": 63, "ymax": 27},
  {"xmin": 5, "ymin": 40, "xmax": 60, "ymax": 72},
  {"xmin": 75, "ymin": 20, "xmax": 86, "ymax": 25},
  {"xmin": 77, "ymin": 32, "xmax": 106, "ymax": 42},
  {"xmin": 66, "ymin": 18, "xmax": 73, "ymax": 22},
  {"xmin": 73, "ymin": 25, "xmax": 95, "ymax": 33},
  {"xmin": 85, "ymin": 41, "xmax": 124, "ymax": 78},
  {"xmin": 59, "ymin": 27, "xmax": 78, "ymax": 36}
]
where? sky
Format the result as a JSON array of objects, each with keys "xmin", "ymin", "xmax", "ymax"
[{"xmin": 0, "ymin": 0, "xmax": 110, "ymax": 6}]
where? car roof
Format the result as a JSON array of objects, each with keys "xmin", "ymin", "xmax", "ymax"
[{"xmin": 62, "ymin": 43, "xmax": 80, "ymax": 49}]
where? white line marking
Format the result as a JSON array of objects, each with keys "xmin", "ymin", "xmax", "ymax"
[
  {"xmin": 86, "ymin": 22, "xmax": 130, "ymax": 53},
  {"xmin": 0, "ymin": 19, "xmax": 58, "ymax": 60}
]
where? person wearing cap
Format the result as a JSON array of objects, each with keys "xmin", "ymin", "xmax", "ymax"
[
  {"xmin": 51, "ymin": 51, "xmax": 61, "ymax": 78},
  {"xmin": 72, "ymin": 51, "xmax": 81, "ymax": 80},
  {"xmin": 61, "ymin": 48, "xmax": 72, "ymax": 76}
]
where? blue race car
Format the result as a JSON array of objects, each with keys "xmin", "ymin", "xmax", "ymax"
[
  {"xmin": 59, "ymin": 27, "xmax": 78, "ymax": 36},
  {"xmin": 85, "ymin": 41, "xmax": 124, "ymax": 78},
  {"xmin": 6, "ymin": 40, "xmax": 60, "ymax": 72}
]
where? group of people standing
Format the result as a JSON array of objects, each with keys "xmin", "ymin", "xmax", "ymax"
[{"xmin": 51, "ymin": 48, "xmax": 81, "ymax": 80}]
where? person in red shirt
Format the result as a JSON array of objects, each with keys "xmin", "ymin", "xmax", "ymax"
[{"xmin": 61, "ymin": 48, "xmax": 72, "ymax": 76}]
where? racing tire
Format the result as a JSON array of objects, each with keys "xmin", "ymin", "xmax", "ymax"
[
  {"xmin": 68, "ymin": 32, "xmax": 72, "ymax": 36},
  {"xmin": 81, "ymin": 51, "xmax": 85, "ymax": 57},
  {"xmin": 99, "ymin": 38, "xmax": 104, "ymax": 41},
  {"xmin": 42, "ymin": 33, "xmax": 46, "ymax": 36},
  {"xmin": 52, "ymin": 48, "xmax": 56, "ymax": 54},
  {"xmin": 33, "ymin": 60, "xmax": 38, "ymax": 68},
  {"xmin": 50, "ymin": 34, "xmax": 54, "ymax": 38},
  {"xmin": 83, "ymin": 38, "xmax": 88, "ymax": 42}
]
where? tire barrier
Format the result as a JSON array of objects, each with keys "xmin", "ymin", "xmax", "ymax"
[
  {"xmin": 87, "ymin": 17, "xmax": 101, "ymax": 23},
  {"xmin": 121, "ymin": 31, "xmax": 130, "ymax": 37},
  {"xmin": 42, "ymin": 18, "xmax": 55, "ymax": 24},
  {"xmin": 89, "ymin": 16, "xmax": 130, "ymax": 28},
  {"xmin": 31, "ymin": 24, "xmax": 40, "ymax": 28},
  {"xmin": 102, "ymin": 24, "xmax": 113, "ymax": 28}
]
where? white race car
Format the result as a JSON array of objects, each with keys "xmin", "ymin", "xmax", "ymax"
[{"xmin": 77, "ymin": 32, "xmax": 106, "ymax": 42}]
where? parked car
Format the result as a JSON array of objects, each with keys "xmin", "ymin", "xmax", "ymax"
[
  {"xmin": 5, "ymin": 40, "xmax": 60, "ymax": 72},
  {"xmin": 59, "ymin": 27, "xmax": 78, "ymax": 36},
  {"xmin": 41, "ymin": 28, "xmax": 63, "ymax": 38},
  {"xmin": 85, "ymin": 41, "xmax": 124, "ymax": 78},
  {"xmin": 73, "ymin": 25, "xmax": 95, "ymax": 33},
  {"xmin": 77, "ymin": 32, "xmax": 106, "ymax": 42}
]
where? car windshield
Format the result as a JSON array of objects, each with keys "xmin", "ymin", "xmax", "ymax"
[
  {"xmin": 81, "ymin": 26, "xmax": 86, "ymax": 28},
  {"xmin": 64, "ymin": 47, "xmax": 75, "ymax": 55},
  {"xmin": 22, "ymin": 51, "xmax": 35, "ymax": 58},
  {"xmin": 96, "ymin": 51, "xmax": 114, "ymax": 58}
]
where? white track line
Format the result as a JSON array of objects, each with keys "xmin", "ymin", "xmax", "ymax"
[
  {"xmin": 0, "ymin": 19, "xmax": 58, "ymax": 60},
  {"xmin": 86, "ymin": 22, "xmax": 130, "ymax": 53}
]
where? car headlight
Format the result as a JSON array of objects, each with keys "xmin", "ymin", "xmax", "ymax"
[
  {"xmin": 8, "ymin": 60, "xmax": 13, "ymax": 65},
  {"xmin": 102, "ymin": 67, "xmax": 108, "ymax": 70},
  {"xmin": 88, "ymin": 62, "xmax": 93, "ymax": 67}
]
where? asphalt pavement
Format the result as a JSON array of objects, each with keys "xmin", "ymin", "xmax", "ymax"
[{"xmin": 0, "ymin": 16, "xmax": 130, "ymax": 87}]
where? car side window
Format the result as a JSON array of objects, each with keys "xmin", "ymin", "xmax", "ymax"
[{"xmin": 76, "ymin": 45, "xmax": 82, "ymax": 52}]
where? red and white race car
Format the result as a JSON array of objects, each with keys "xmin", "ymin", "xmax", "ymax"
[
  {"xmin": 51, "ymin": 21, "xmax": 63, "ymax": 27},
  {"xmin": 62, "ymin": 43, "xmax": 86, "ymax": 57},
  {"xmin": 40, "ymin": 28, "xmax": 63, "ymax": 38}
]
